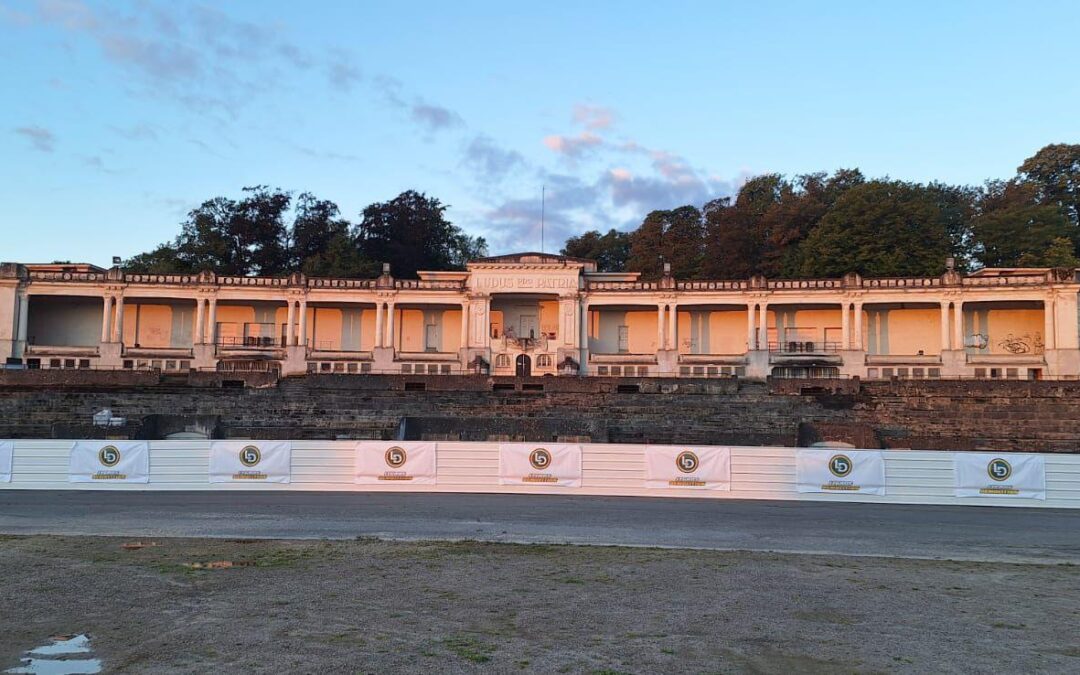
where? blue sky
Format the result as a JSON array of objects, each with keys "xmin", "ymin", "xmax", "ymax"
[{"xmin": 2, "ymin": 1, "xmax": 1078, "ymax": 266}]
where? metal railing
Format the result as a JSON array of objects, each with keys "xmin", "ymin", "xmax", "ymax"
[{"xmin": 768, "ymin": 340, "xmax": 842, "ymax": 354}]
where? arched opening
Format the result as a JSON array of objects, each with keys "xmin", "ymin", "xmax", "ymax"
[{"xmin": 515, "ymin": 353, "xmax": 531, "ymax": 377}]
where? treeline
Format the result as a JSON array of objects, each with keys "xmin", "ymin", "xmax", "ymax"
[
  {"xmin": 564, "ymin": 143, "xmax": 1080, "ymax": 278},
  {"xmin": 127, "ymin": 143, "xmax": 1079, "ymax": 280},
  {"xmin": 125, "ymin": 189, "xmax": 487, "ymax": 279}
]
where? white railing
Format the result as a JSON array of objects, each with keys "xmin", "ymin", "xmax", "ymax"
[{"xmin": 2, "ymin": 441, "xmax": 1076, "ymax": 509}]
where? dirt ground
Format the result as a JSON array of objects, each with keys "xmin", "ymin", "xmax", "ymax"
[{"xmin": 0, "ymin": 536, "xmax": 1078, "ymax": 674}]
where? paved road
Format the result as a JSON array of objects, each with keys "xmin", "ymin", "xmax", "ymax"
[{"xmin": 1, "ymin": 491, "xmax": 1077, "ymax": 564}]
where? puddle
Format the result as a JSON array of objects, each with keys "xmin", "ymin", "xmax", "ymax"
[{"xmin": 4, "ymin": 635, "xmax": 101, "ymax": 675}]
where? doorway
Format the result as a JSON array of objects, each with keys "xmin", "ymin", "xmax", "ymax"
[
  {"xmin": 519, "ymin": 315, "xmax": 539, "ymax": 340},
  {"xmin": 515, "ymin": 354, "xmax": 531, "ymax": 377}
]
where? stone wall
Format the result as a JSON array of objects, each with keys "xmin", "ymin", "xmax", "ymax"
[{"xmin": 0, "ymin": 372, "xmax": 1077, "ymax": 452}]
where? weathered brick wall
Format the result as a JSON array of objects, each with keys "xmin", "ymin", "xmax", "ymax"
[{"xmin": 0, "ymin": 372, "xmax": 1077, "ymax": 451}]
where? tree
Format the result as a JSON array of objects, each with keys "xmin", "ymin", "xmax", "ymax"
[
  {"xmin": 792, "ymin": 181, "xmax": 953, "ymax": 277},
  {"xmin": 289, "ymin": 193, "xmax": 373, "ymax": 277},
  {"xmin": 699, "ymin": 169, "xmax": 865, "ymax": 278},
  {"xmin": 625, "ymin": 206, "xmax": 704, "ymax": 279},
  {"xmin": 1017, "ymin": 237, "xmax": 1080, "ymax": 268},
  {"xmin": 562, "ymin": 229, "xmax": 631, "ymax": 271},
  {"xmin": 125, "ymin": 187, "xmax": 487, "ymax": 278},
  {"xmin": 1018, "ymin": 143, "xmax": 1080, "ymax": 228},
  {"xmin": 125, "ymin": 186, "xmax": 292, "ymax": 275},
  {"xmin": 353, "ymin": 190, "xmax": 486, "ymax": 278}
]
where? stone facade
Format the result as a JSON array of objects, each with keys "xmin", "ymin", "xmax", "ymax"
[
  {"xmin": 2, "ymin": 254, "xmax": 1079, "ymax": 380},
  {"xmin": 1, "ymin": 370, "xmax": 1079, "ymax": 452}
]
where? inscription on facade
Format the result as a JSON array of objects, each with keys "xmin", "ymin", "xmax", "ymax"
[{"xmin": 476, "ymin": 277, "xmax": 576, "ymax": 290}]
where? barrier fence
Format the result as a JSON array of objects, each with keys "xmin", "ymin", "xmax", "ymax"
[{"xmin": 2, "ymin": 440, "xmax": 1078, "ymax": 509}]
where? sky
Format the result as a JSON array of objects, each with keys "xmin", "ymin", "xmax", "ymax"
[{"xmin": 1, "ymin": 1, "xmax": 1078, "ymax": 267}]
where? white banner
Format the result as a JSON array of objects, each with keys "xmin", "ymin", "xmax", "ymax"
[
  {"xmin": 796, "ymin": 449, "xmax": 886, "ymax": 495},
  {"xmin": 955, "ymin": 453, "xmax": 1046, "ymax": 500},
  {"xmin": 499, "ymin": 443, "xmax": 582, "ymax": 487},
  {"xmin": 645, "ymin": 445, "xmax": 731, "ymax": 490},
  {"xmin": 209, "ymin": 441, "xmax": 291, "ymax": 483},
  {"xmin": 356, "ymin": 441, "xmax": 437, "ymax": 484},
  {"xmin": 69, "ymin": 441, "xmax": 150, "ymax": 483},
  {"xmin": 0, "ymin": 441, "xmax": 11, "ymax": 482}
]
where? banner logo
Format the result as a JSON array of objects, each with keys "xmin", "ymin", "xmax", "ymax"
[
  {"xmin": 828, "ymin": 454, "xmax": 853, "ymax": 478},
  {"xmin": 529, "ymin": 448, "xmax": 552, "ymax": 471},
  {"xmin": 239, "ymin": 445, "xmax": 262, "ymax": 467},
  {"xmin": 98, "ymin": 445, "xmax": 121, "ymax": 467},
  {"xmin": 385, "ymin": 446, "xmax": 407, "ymax": 468},
  {"xmin": 676, "ymin": 451, "xmax": 699, "ymax": 474},
  {"xmin": 987, "ymin": 458, "xmax": 1012, "ymax": 482}
]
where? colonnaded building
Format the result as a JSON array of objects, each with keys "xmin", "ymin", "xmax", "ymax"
[{"xmin": 1, "ymin": 253, "xmax": 1078, "ymax": 381}]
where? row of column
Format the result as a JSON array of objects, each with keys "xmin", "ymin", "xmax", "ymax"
[
  {"xmin": 101, "ymin": 296, "xmax": 123, "ymax": 343},
  {"xmin": 80, "ymin": 293, "xmax": 1063, "ymax": 355},
  {"xmin": 372, "ymin": 301, "xmax": 395, "ymax": 349},
  {"xmin": 192, "ymin": 298, "xmax": 220, "ymax": 345}
]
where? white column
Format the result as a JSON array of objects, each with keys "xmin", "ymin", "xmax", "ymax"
[
  {"xmin": 286, "ymin": 300, "xmax": 296, "ymax": 346},
  {"xmin": 460, "ymin": 300, "xmax": 469, "ymax": 349},
  {"xmin": 665, "ymin": 302, "xmax": 673, "ymax": 349},
  {"xmin": 375, "ymin": 302, "xmax": 384, "ymax": 348},
  {"xmin": 385, "ymin": 302, "xmax": 395, "ymax": 351},
  {"xmin": 580, "ymin": 300, "xmax": 589, "ymax": 373},
  {"xmin": 1044, "ymin": 296, "xmax": 1056, "ymax": 350},
  {"xmin": 298, "ymin": 301, "xmax": 308, "ymax": 349},
  {"xmin": 657, "ymin": 304, "xmax": 666, "ymax": 350},
  {"xmin": 953, "ymin": 301, "xmax": 964, "ymax": 351},
  {"xmin": 747, "ymin": 304, "xmax": 756, "ymax": 351},
  {"xmin": 940, "ymin": 302, "xmax": 950, "ymax": 351},
  {"xmin": 194, "ymin": 298, "xmax": 205, "ymax": 345},
  {"xmin": 112, "ymin": 296, "xmax": 124, "ymax": 343},
  {"xmin": 758, "ymin": 303, "xmax": 768, "ymax": 351},
  {"xmin": 840, "ymin": 303, "xmax": 850, "ymax": 350},
  {"xmin": 101, "ymin": 296, "xmax": 112, "ymax": 343},
  {"xmin": 16, "ymin": 293, "xmax": 29, "ymax": 343},
  {"xmin": 206, "ymin": 298, "xmax": 217, "ymax": 345},
  {"xmin": 853, "ymin": 303, "xmax": 863, "ymax": 350}
]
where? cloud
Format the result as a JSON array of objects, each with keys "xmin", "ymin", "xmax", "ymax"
[
  {"xmin": 411, "ymin": 102, "xmax": 464, "ymax": 132},
  {"xmin": 462, "ymin": 135, "xmax": 525, "ymax": 182},
  {"xmin": 326, "ymin": 49, "xmax": 362, "ymax": 91},
  {"xmin": 482, "ymin": 174, "xmax": 610, "ymax": 252},
  {"xmin": 543, "ymin": 132, "xmax": 604, "ymax": 159},
  {"xmin": 28, "ymin": 1, "xmax": 317, "ymax": 114},
  {"xmin": 14, "ymin": 125, "xmax": 55, "ymax": 152},
  {"xmin": 572, "ymin": 104, "xmax": 616, "ymax": 131},
  {"xmin": 109, "ymin": 123, "xmax": 158, "ymax": 141}
]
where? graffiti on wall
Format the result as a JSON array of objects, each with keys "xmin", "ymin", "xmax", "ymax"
[{"xmin": 997, "ymin": 332, "xmax": 1044, "ymax": 355}]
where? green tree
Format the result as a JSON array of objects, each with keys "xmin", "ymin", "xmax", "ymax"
[
  {"xmin": 561, "ymin": 228, "xmax": 631, "ymax": 272},
  {"xmin": 289, "ymin": 193, "xmax": 373, "ymax": 277},
  {"xmin": 625, "ymin": 206, "xmax": 704, "ymax": 279},
  {"xmin": 353, "ymin": 190, "xmax": 486, "ymax": 278},
  {"xmin": 700, "ymin": 169, "xmax": 865, "ymax": 278},
  {"xmin": 793, "ymin": 180, "xmax": 953, "ymax": 277},
  {"xmin": 1017, "ymin": 237, "xmax": 1080, "ymax": 268},
  {"xmin": 125, "ymin": 187, "xmax": 292, "ymax": 275},
  {"xmin": 1018, "ymin": 143, "xmax": 1080, "ymax": 227}
]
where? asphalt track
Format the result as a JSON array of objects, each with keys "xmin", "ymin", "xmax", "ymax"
[{"xmin": 1, "ymin": 491, "xmax": 1078, "ymax": 564}]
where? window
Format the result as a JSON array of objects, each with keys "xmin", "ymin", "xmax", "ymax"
[
  {"xmin": 867, "ymin": 368, "xmax": 879, "ymax": 379},
  {"xmin": 495, "ymin": 354, "xmax": 510, "ymax": 368},
  {"xmin": 536, "ymin": 354, "xmax": 552, "ymax": 368}
]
